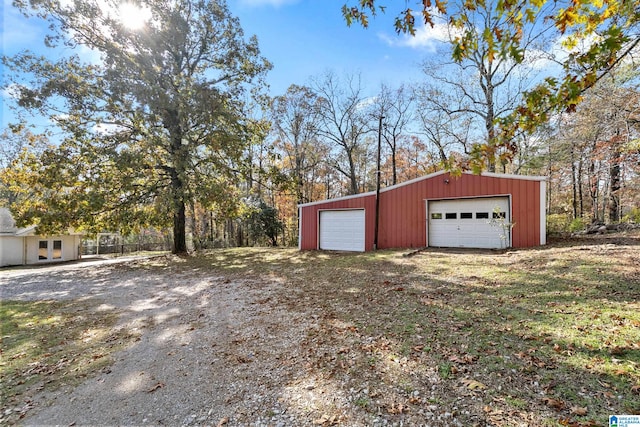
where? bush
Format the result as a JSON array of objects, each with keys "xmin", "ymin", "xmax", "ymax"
[
  {"xmin": 569, "ymin": 217, "xmax": 587, "ymax": 232},
  {"xmin": 622, "ymin": 207, "xmax": 640, "ymax": 224},
  {"xmin": 547, "ymin": 213, "xmax": 571, "ymax": 234}
]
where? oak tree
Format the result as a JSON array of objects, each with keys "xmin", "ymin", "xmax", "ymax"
[{"xmin": 3, "ymin": 0, "xmax": 271, "ymax": 253}]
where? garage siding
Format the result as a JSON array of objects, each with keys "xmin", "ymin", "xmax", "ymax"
[
  {"xmin": 299, "ymin": 171, "xmax": 545, "ymax": 251},
  {"xmin": 298, "ymin": 194, "xmax": 376, "ymax": 251}
]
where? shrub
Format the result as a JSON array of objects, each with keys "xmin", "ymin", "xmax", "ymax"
[
  {"xmin": 622, "ymin": 207, "xmax": 640, "ymax": 224},
  {"xmin": 547, "ymin": 213, "xmax": 571, "ymax": 234},
  {"xmin": 569, "ymin": 217, "xmax": 587, "ymax": 232}
]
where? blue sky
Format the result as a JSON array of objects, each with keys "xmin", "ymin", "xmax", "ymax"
[
  {"xmin": 1, "ymin": 0, "xmax": 450, "ymax": 129},
  {"xmin": 228, "ymin": 0, "xmax": 441, "ymax": 96}
]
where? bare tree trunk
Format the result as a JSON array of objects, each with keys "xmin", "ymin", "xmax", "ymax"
[{"xmin": 609, "ymin": 144, "xmax": 621, "ymax": 222}]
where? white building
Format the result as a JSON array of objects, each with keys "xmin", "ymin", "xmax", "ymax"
[{"xmin": 0, "ymin": 208, "xmax": 83, "ymax": 267}]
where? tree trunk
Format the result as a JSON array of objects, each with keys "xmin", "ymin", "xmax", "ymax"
[
  {"xmin": 391, "ymin": 139, "xmax": 397, "ymax": 186},
  {"xmin": 577, "ymin": 158, "xmax": 584, "ymax": 217},
  {"xmin": 347, "ymin": 149, "xmax": 359, "ymax": 195},
  {"xmin": 589, "ymin": 160, "xmax": 599, "ymax": 222},
  {"xmin": 173, "ymin": 199, "xmax": 187, "ymax": 254},
  {"xmin": 609, "ymin": 144, "xmax": 621, "ymax": 223}
]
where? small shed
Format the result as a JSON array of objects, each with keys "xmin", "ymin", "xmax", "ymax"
[
  {"xmin": 0, "ymin": 208, "xmax": 83, "ymax": 267},
  {"xmin": 298, "ymin": 171, "xmax": 546, "ymax": 251}
]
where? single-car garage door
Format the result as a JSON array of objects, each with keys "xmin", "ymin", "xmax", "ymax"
[
  {"xmin": 319, "ymin": 209, "xmax": 365, "ymax": 252},
  {"xmin": 428, "ymin": 197, "xmax": 510, "ymax": 249}
]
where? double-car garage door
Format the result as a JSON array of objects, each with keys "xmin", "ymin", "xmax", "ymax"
[{"xmin": 428, "ymin": 197, "xmax": 510, "ymax": 249}]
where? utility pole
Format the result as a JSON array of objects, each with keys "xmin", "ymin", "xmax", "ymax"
[{"xmin": 374, "ymin": 115, "xmax": 384, "ymax": 250}]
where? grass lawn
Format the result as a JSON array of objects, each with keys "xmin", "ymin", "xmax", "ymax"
[
  {"xmin": 199, "ymin": 237, "xmax": 639, "ymax": 426},
  {"xmin": 0, "ymin": 301, "xmax": 135, "ymax": 423},
  {"xmin": 1, "ymin": 234, "xmax": 638, "ymax": 426}
]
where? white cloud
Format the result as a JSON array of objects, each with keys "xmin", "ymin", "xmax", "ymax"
[{"xmin": 378, "ymin": 22, "xmax": 459, "ymax": 52}]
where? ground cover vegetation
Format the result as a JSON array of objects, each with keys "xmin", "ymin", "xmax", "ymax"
[
  {"xmin": 2, "ymin": 237, "xmax": 638, "ymax": 425},
  {"xmin": 200, "ymin": 239, "xmax": 639, "ymax": 426},
  {"xmin": 0, "ymin": 300, "xmax": 135, "ymax": 422},
  {"xmin": 1, "ymin": 0, "xmax": 638, "ymax": 251}
]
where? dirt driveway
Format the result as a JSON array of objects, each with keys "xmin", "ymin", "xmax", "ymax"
[{"xmin": 2, "ymin": 255, "xmax": 320, "ymax": 426}]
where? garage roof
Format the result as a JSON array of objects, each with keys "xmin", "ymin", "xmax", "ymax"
[{"xmin": 298, "ymin": 170, "xmax": 546, "ymax": 208}]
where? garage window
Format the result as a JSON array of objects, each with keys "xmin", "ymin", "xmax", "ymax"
[
  {"xmin": 38, "ymin": 241, "xmax": 48, "ymax": 260},
  {"xmin": 431, "ymin": 213, "xmax": 443, "ymax": 219},
  {"xmin": 445, "ymin": 213, "xmax": 457, "ymax": 219},
  {"xmin": 476, "ymin": 212, "xmax": 489, "ymax": 219},
  {"xmin": 461, "ymin": 212, "xmax": 473, "ymax": 219},
  {"xmin": 493, "ymin": 211, "xmax": 506, "ymax": 219},
  {"xmin": 53, "ymin": 240, "xmax": 62, "ymax": 259}
]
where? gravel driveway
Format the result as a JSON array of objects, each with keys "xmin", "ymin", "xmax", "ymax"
[{"xmin": 1, "ymin": 256, "xmax": 319, "ymax": 426}]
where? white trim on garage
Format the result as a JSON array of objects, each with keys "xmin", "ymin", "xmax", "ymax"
[
  {"xmin": 298, "ymin": 207, "xmax": 302, "ymax": 251},
  {"xmin": 318, "ymin": 209, "xmax": 365, "ymax": 252},
  {"xmin": 427, "ymin": 196, "xmax": 511, "ymax": 249},
  {"xmin": 540, "ymin": 181, "xmax": 547, "ymax": 245}
]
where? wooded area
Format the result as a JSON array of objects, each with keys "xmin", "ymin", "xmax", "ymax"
[{"xmin": 1, "ymin": 0, "xmax": 639, "ymax": 252}]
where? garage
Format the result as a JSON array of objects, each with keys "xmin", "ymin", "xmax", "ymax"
[
  {"xmin": 319, "ymin": 209, "xmax": 365, "ymax": 252},
  {"xmin": 299, "ymin": 171, "xmax": 546, "ymax": 251},
  {"xmin": 428, "ymin": 197, "xmax": 510, "ymax": 249}
]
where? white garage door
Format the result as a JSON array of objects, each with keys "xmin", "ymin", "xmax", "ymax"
[
  {"xmin": 319, "ymin": 209, "xmax": 365, "ymax": 252},
  {"xmin": 428, "ymin": 197, "xmax": 510, "ymax": 249}
]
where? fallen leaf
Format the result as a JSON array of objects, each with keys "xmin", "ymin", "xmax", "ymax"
[
  {"xmin": 313, "ymin": 414, "xmax": 338, "ymax": 425},
  {"xmin": 462, "ymin": 378, "xmax": 487, "ymax": 390},
  {"xmin": 387, "ymin": 402, "xmax": 406, "ymax": 414},
  {"xmin": 570, "ymin": 406, "xmax": 588, "ymax": 416},
  {"xmin": 542, "ymin": 397, "xmax": 565, "ymax": 410},
  {"xmin": 147, "ymin": 382, "xmax": 165, "ymax": 393},
  {"xmin": 216, "ymin": 417, "xmax": 228, "ymax": 427}
]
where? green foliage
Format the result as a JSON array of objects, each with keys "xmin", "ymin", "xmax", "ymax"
[
  {"xmin": 546, "ymin": 213, "xmax": 572, "ymax": 234},
  {"xmin": 622, "ymin": 207, "xmax": 640, "ymax": 224},
  {"xmin": 243, "ymin": 197, "xmax": 284, "ymax": 246},
  {"xmin": 569, "ymin": 217, "xmax": 586, "ymax": 232},
  {"xmin": 2, "ymin": 0, "xmax": 271, "ymax": 251}
]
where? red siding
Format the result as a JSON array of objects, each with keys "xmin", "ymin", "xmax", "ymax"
[{"xmin": 300, "ymin": 171, "xmax": 545, "ymax": 250}]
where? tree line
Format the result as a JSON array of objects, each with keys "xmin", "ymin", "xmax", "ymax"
[{"xmin": 1, "ymin": 0, "xmax": 639, "ymax": 253}]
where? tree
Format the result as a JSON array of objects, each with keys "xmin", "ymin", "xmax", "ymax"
[
  {"xmin": 372, "ymin": 83, "xmax": 415, "ymax": 185},
  {"xmin": 0, "ymin": 125, "xmax": 50, "ymax": 206},
  {"xmin": 312, "ymin": 71, "xmax": 373, "ymax": 195},
  {"xmin": 558, "ymin": 68, "xmax": 640, "ymax": 223},
  {"xmin": 419, "ymin": 0, "xmax": 551, "ymax": 172},
  {"xmin": 342, "ymin": 0, "xmax": 640, "ymax": 164},
  {"xmin": 270, "ymin": 84, "xmax": 323, "ymax": 205},
  {"xmin": 2, "ymin": 0, "xmax": 271, "ymax": 254},
  {"xmin": 244, "ymin": 196, "xmax": 284, "ymax": 247},
  {"xmin": 414, "ymin": 84, "xmax": 474, "ymax": 164}
]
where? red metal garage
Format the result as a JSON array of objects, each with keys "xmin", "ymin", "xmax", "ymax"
[{"xmin": 298, "ymin": 171, "xmax": 546, "ymax": 251}]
